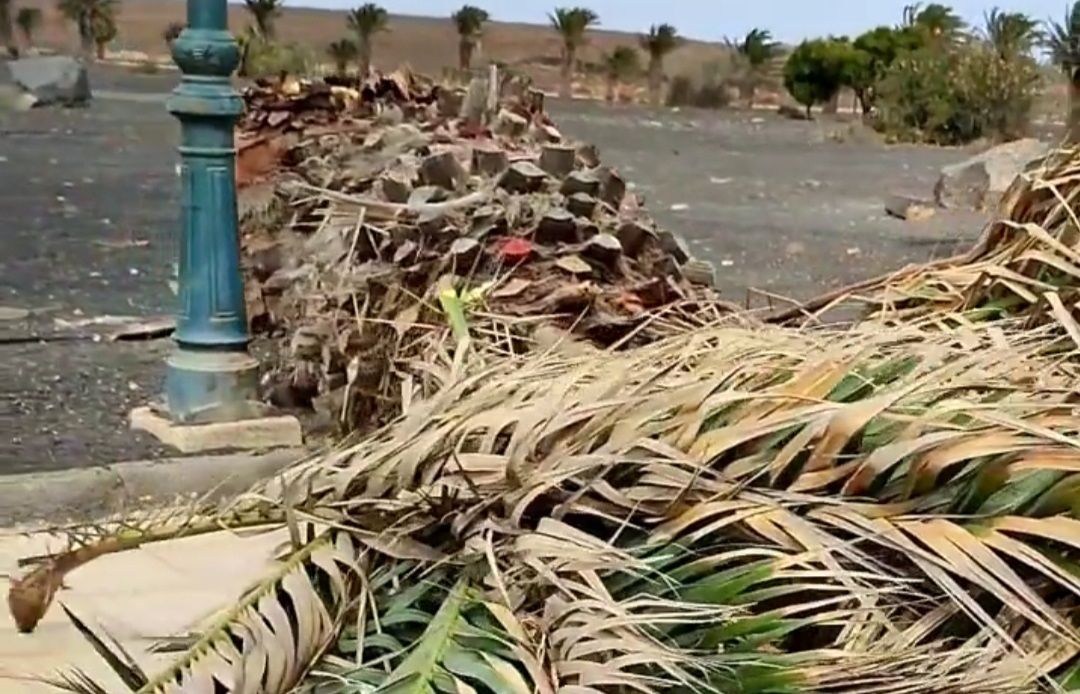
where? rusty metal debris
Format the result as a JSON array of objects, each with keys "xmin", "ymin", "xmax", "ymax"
[{"xmin": 236, "ymin": 68, "xmax": 735, "ymax": 435}]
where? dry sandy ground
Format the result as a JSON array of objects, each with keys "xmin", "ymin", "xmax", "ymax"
[{"xmin": 0, "ymin": 64, "xmax": 990, "ymax": 472}]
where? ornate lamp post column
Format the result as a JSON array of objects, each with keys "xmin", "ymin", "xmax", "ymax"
[{"xmin": 165, "ymin": 0, "xmax": 258, "ymax": 422}]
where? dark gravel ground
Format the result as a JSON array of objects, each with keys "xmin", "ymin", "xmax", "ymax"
[{"xmin": 0, "ymin": 65, "xmax": 994, "ymax": 473}]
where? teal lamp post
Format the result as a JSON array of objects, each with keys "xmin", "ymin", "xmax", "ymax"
[{"xmin": 165, "ymin": 0, "xmax": 258, "ymax": 422}]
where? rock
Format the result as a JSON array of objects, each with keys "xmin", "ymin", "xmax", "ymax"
[
  {"xmin": 437, "ymin": 87, "xmax": 466, "ymax": 117},
  {"xmin": 577, "ymin": 143, "xmax": 601, "ymax": 168},
  {"xmin": 448, "ymin": 237, "xmax": 482, "ymax": 268},
  {"xmin": 499, "ymin": 161, "xmax": 548, "ymax": 193},
  {"xmin": 535, "ymin": 208, "xmax": 579, "ymax": 244},
  {"xmin": 531, "ymin": 123, "xmax": 563, "ymax": 143},
  {"xmin": 539, "ymin": 144, "xmax": 577, "ymax": 178},
  {"xmin": 495, "ymin": 109, "xmax": 528, "ymax": 137},
  {"xmin": 680, "ymin": 258, "xmax": 716, "ymax": 287},
  {"xmin": 420, "ymin": 150, "xmax": 466, "ymax": 191},
  {"xmin": 472, "ymin": 145, "xmax": 509, "ymax": 177},
  {"xmin": 934, "ymin": 138, "xmax": 1050, "ymax": 210},
  {"xmin": 0, "ymin": 84, "xmax": 36, "ymax": 111},
  {"xmin": 616, "ymin": 220, "xmax": 658, "ymax": 256},
  {"xmin": 8, "ymin": 56, "xmax": 90, "ymax": 106},
  {"xmin": 583, "ymin": 233, "xmax": 622, "ymax": 264},
  {"xmin": 561, "ymin": 170, "xmax": 601, "ymax": 197},
  {"xmin": 566, "ymin": 192, "xmax": 597, "ymax": 219},
  {"xmin": 379, "ymin": 172, "xmax": 413, "ymax": 203},
  {"xmin": 0, "ymin": 306, "xmax": 30, "ymax": 321},
  {"xmin": 885, "ymin": 194, "xmax": 936, "ymax": 222},
  {"xmin": 599, "ymin": 168, "xmax": 627, "ymax": 207},
  {"xmin": 658, "ymin": 230, "xmax": 690, "ymax": 263},
  {"xmin": 554, "ymin": 254, "xmax": 594, "ymax": 276}
]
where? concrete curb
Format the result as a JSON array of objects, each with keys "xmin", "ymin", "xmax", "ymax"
[{"xmin": 0, "ymin": 449, "xmax": 306, "ymax": 526}]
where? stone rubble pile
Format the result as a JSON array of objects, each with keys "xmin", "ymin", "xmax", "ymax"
[{"xmin": 235, "ymin": 69, "xmax": 731, "ymax": 434}]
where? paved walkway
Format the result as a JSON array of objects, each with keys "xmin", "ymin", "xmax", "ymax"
[{"xmin": 0, "ymin": 527, "xmax": 283, "ymax": 692}]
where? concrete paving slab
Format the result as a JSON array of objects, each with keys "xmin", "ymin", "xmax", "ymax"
[{"xmin": 0, "ymin": 527, "xmax": 285, "ymax": 692}]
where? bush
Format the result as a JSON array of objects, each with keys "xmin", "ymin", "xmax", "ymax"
[
  {"xmin": 666, "ymin": 60, "xmax": 734, "ymax": 109},
  {"xmin": 874, "ymin": 44, "xmax": 1040, "ymax": 144},
  {"xmin": 783, "ymin": 38, "xmax": 851, "ymax": 118},
  {"xmin": 240, "ymin": 37, "xmax": 315, "ymax": 78}
]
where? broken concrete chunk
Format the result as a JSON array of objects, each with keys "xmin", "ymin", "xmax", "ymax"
[
  {"xmin": 448, "ymin": 237, "xmax": 482, "ymax": 267},
  {"xmin": 561, "ymin": 170, "xmax": 601, "ymax": 197},
  {"xmin": 555, "ymin": 254, "xmax": 594, "ymax": 276},
  {"xmin": 658, "ymin": 229, "xmax": 690, "ymax": 263},
  {"xmin": 583, "ymin": 233, "xmax": 622, "ymax": 264},
  {"xmin": 532, "ymin": 123, "xmax": 563, "ymax": 143},
  {"xmin": 379, "ymin": 173, "xmax": 413, "ymax": 203},
  {"xmin": 934, "ymin": 138, "xmax": 1048, "ymax": 210},
  {"xmin": 577, "ymin": 143, "xmax": 601, "ymax": 168},
  {"xmin": 567, "ymin": 192, "xmax": 597, "ymax": 219},
  {"xmin": 885, "ymin": 194, "xmax": 936, "ymax": 222},
  {"xmin": 539, "ymin": 144, "xmax": 577, "ymax": 178},
  {"xmin": 420, "ymin": 150, "xmax": 467, "ymax": 191},
  {"xmin": 535, "ymin": 208, "xmax": 579, "ymax": 244},
  {"xmin": 499, "ymin": 161, "xmax": 548, "ymax": 193},
  {"xmin": 290, "ymin": 325, "xmax": 324, "ymax": 359},
  {"xmin": 616, "ymin": 220, "xmax": 658, "ymax": 256},
  {"xmin": 680, "ymin": 258, "xmax": 716, "ymax": 287},
  {"xmin": 472, "ymin": 145, "xmax": 509, "ymax": 177},
  {"xmin": 599, "ymin": 168, "xmax": 627, "ymax": 207}
]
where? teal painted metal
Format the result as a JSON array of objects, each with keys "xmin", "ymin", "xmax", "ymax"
[{"xmin": 164, "ymin": 0, "xmax": 258, "ymax": 422}]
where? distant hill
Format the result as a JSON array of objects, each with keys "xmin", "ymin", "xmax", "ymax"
[{"xmin": 16, "ymin": 0, "xmax": 731, "ymax": 89}]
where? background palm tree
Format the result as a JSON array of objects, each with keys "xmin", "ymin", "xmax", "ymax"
[
  {"xmin": 243, "ymin": 0, "xmax": 283, "ymax": 40},
  {"xmin": 1046, "ymin": 1, "xmax": 1080, "ymax": 141},
  {"xmin": 16, "ymin": 7, "xmax": 42, "ymax": 49},
  {"xmin": 549, "ymin": 6, "xmax": 598, "ymax": 98},
  {"xmin": 903, "ymin": 2, "xmax": 966, "ymax": 48},
  {"xmin": 90, "ymin": 6, "xmax": 116, "ymax": 59},
  {"xmin": 732, "ymin": 27, "xmax": 781, "ymax": 107},
  {"xmin": 981, "ymin": 8, "xmax": 1040, "ymax": 59},
  {"xmin": 602, "ymin": 45, "xmax": 639, "ymax": 101},
  {"xmin": 639, "ymin": 23, "xmax": 679, "ymax": 106},
  {"xmin": 451, "ymin": 4, "xmax": 489, "ymax": 72},
  {"xmin": 57, "ymin": 0, "xmax": 115, "ymax": 58},
  {"xmin": 0, "ymin": 0, "xmax": 15, "ymax": 57},
  {"xmin": 347, "ymin": 3, "xmax": 388, "ymax": 77},
  {"xmin": 327, "ymin": 38, "xmax": 357, "ymax": 76}
]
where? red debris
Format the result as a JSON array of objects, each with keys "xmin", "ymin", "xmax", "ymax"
[{"xmin": 499, "ymin": 237, "xmax": 534, "ymax": 264}]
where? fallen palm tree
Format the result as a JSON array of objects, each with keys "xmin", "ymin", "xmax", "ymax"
[
  {"xmin": 28, "ymin": 321, "xmax": 1080, "ymax": 692},
  {"xmin": 771, "ymin": 146, "xmax": 1080, "ymax": 331}
]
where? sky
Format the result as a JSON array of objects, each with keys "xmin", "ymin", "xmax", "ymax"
[{"xmin": 288, "ymin": 0, "xmax": 1070, "ymax": 43}]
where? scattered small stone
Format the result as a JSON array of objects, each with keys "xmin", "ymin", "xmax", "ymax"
[
  {"xmin": 472, "ymin": 145, "xmax": 509, "ymax": 177},
  {"xmin": 885, "ymin": 194, "xmax": 937, "ymax": 222},
  {"xmin": 554, "ymin": 254, "xmax": 593, "ymax": 276},
  {"xmin": 535, "ymin": 209, "xmax": 579, "ymax": 244},
  {"xmin": 566, "ymin": 192, "xmax": 597, "ymax": 219},
  {"xmin": 616, "ymin": 220, "xmax": 658, "ymax": 257},
  {"xmin": 539, "ymin": 144, "xmax": 577, "ymax": 178},
  {"xmin": 420, "ymin": 150, "xmax": 466, "ymax": 191},
  {"xmin": 379, "ymin": 172, "xmax": 413, "ymax": 203},
  {"xmin": 847, "ymin": 247, "xmax": 861, "ymax": 256},
  {"xmin": 499, "ymin": 161, "xmax": 548, "ymax": 193},
  {"xmin": 393, "ymin": 240, "xmax": 419, "ymax": 265},
  {"xmin": 583, "ymin": 233, "xmax": 622, "ymax": 264},
  {"xmin": 720, "ymin": 259, "xmax": 735, "ymax": 267},
  {"xmin": 496, "ymin": 109, "xmax": 528, "ymax": 138},
  {"xmin": 801, "ymin": 179, "xmax": 823, "ymax": 190},
  {"xmin": 680, "ymin": 258, "xmax": 716, "ymax": 287},
  {"xmin": 437, "ymin": 87, "xmax": 465, "ymax": 117},
  {"xmin": 599, "ymin": 169, "xmax": 627, "ymax": 207},
  {"xmin": 562, "ymin": 170, "xmax": 601, "ymax": 197},
  {"xmin": 709, "ymin": 176, "xmax": 732, "ymax": 185},
  {"xmin": 577, "ymin": 143, "xmax": 600, "ymax": 168},
  {"xmin": 658, "ymin": 230, "xmax": 690, "ymax": 263},
  {"xmin": 669, "ymin": 203, "xmax": 690, "ymax": 211}
]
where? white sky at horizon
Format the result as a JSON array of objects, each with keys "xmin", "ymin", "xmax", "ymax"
[{"xmin": 267, "ymin": 0, "xmax": 1074, "ymax": 43}]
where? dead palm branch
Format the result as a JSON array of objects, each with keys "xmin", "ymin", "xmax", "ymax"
[{"xmin": 30, "ymin": 320, "xmax": 1080, "ymax": 692}]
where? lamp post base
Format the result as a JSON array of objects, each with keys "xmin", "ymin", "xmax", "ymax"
[{"xmin": 164, "ymin": 347, "xmax": 260, "ymax": 424}]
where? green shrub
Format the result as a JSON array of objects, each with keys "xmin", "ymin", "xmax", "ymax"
[
  {"xmin": 874, "ymin": 44, "xmax": 1040, "ymax": 144},
  {"xmin": 240, "ymin": 37, "xmax": 315, "ymax": 78},
  {"xmin": 783, "ymin": 38, "xmax": 851, "ymax": 118}
]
